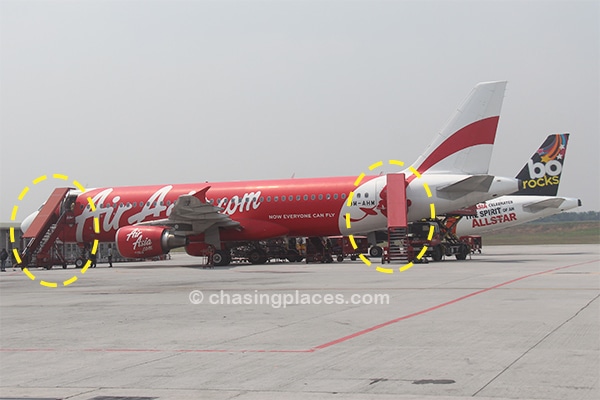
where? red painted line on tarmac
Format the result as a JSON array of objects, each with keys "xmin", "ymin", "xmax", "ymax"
[
  {"xmin": 1, "ymin": 259, "xmax": 597, "ymax": 354},
  {"xmin": 313, "ymin": 259, "xmax": 598, "ymax": 350}
]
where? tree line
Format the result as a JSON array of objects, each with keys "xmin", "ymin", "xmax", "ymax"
[{"xmin": 535, "ymin": 211, "xmax": 600, "ymax": 223}]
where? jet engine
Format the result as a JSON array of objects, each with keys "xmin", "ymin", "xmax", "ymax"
[{"xmin": 115, "ymin": 225, "xmax": 187, "ymax": 259}]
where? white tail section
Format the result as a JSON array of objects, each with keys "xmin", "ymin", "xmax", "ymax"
[{"xmin": 409, "ymin": 81, "xmax": 507, "ymax": 175}]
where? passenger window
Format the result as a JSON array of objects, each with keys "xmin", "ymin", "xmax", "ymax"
[
  {"xmin": 326, "ymin": 194, "xmax": 331, "ymax": 200},
  {"xmin": 281, "ymin": 196, "xmax": 285, "ymax": 202},
  {"xmin": 289, "ymin": 195, "xmax": 293, "ymax": 201},
  {"xmin": 357, "ymin": 193, "xmax": 361, "ymax": 199},
  {"xmin": 341, "ymin": 193, "xmax": 347, "ymax": 199},
  {"xmin": 296, "ymin": 195, "xmax": 301, "ymax": 201},
  {"xmin": 303, "ymin": 194, "xmax": 308, "ymax": 201},
  {"xmin": 365, "ymin": 192, "xmax": 369, "ymax": 198},
  {"xmin": 333, "ymin": 194, "xmax": 338, "ymax": 200}
]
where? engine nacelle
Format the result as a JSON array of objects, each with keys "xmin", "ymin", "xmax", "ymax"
[{"xmin": 115, "ymin": 226, "xmax": 187, "ymax": 259}]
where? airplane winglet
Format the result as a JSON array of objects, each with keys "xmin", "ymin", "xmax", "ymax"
[{"xmin": 192, "ymin": 187, "xmax": 211, "ymax": 203}]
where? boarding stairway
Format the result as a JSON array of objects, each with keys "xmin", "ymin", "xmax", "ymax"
[
  {"xmin": 383, "ymin": 173, "xmax": 409, "ymax": 263},
  {"xmin": 21, "ymin": 187, "xmax": 74, "ymax": 268}
]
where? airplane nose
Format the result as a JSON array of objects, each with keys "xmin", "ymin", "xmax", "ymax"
[{"xmin": 20, "ymin": 210, "xmax": 39, "ymax": 234}]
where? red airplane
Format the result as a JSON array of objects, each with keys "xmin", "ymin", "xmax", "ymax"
[{"xmin": 21, "ymin": 81, "xmax": 518, "ymax": 266}]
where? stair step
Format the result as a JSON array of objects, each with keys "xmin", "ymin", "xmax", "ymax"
[{"xmin": 20, "ymin": 187, "xmax": 73, "ymax": 266}]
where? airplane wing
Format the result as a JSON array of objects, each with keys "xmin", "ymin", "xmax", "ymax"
[
  {"xmin": 138, "ymin": 187, "xmax": 240, "ymax": 233},
  {"xmin": 436, "ymin": 175, "xmax": 495, "ymax": 200},
  {"xmin": 522, "ymin": 197, "xmax": 567, "ymax": 213}
]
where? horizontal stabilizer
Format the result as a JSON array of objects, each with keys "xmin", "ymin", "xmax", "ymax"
[
  {"xmin": 443, "ymin": 205, "xmax": 478, "ymax": 216},
  {"xmin": 523, "ymin": 198, "xmax": 566, "ymax": 213},
  {"xmin": 436, "ymin": 175, "xmax": 494, "ymax": 200}
]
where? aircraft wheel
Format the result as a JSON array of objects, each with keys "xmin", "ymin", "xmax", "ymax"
[
  {"xmin": 455, "ymin": 244, "xmax": 469, "ymax": 260},
  {"xmin": 431, "ymin": 245, "xmax": 443, "ymax": 262},
  {"xmin": 75, "ymin": 258, "xmax": 85, "ymax": 269},
  {"xmin": 369, "ymin": 246, "xmax": 383, "ymax": 258},
  {"xmin": 248, "ymin": 250, "xmax": 266, "ymax": 265},
  {"xmin": 337, "ymin": 255, "xmax": 344, "ymax": 262},
  {"xmin": 213, "ymin": 250, "xmax": 230, "ymax": 267},
  {"xmin": 286, "ymin": 249, "xmax": 299, "ymax": 263}
]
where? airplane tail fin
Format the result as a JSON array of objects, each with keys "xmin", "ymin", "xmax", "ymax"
[
  {"xmin": 515, "ymin": 133, "xmax": 570, "ymax": 196},
  {"xmin": 409, "ymin": 81, "xmax": 507, "ymax": 176}
]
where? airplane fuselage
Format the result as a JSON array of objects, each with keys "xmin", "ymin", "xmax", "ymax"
[
  {"xmin": 455, "ymin": 195, "xmax": 581, "ymax": 236},
  {"xmin": 56, "ymin": 173, "xmax": 518, "ymax": 244}
]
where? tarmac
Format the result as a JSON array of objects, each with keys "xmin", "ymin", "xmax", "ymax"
[{"xmin": 0, "ymin": 244, "xmax": 598, "ymax": 400}]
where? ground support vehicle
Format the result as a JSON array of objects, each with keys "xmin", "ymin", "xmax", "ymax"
[
  {"xmin": 228, "ymin": 238, "xmax": 302, "ymax": 265},
  {"xmin": 408, "ymin": 217, "xmax": 475, "ymax": 262},
  {"xmin": 304, "ymin": 236, "xmax": 370, "ymax": 263},
  {"xmin": 304, "ymin": 237, "xmax": 334, "ymax": 263},
  {"xmin": 328, "ymin": 235, "xmax": 370, "ymax": 262}
]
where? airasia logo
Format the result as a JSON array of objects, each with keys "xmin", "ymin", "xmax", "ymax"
[
  {"xmin": 74, "ymin": 185, "xmax": 263, "ymax": 242},
  {"xmin": 125, "ymin": 228, "xmax": 153, "ymax": 251},
  {"xmin": 217, "ymin": 191, "xmax": 262, "ymax": 215}
]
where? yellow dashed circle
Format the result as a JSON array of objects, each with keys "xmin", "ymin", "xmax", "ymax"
[
  {"xmin": 9, "ymin": 174, "xmax": 100, "ymax": 288},
  {"xmin": 346, "ymin": 160, "xmax": 436, "ymax": 273}
]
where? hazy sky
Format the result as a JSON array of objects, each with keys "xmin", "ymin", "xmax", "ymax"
[{"xmin": 1, "ymin": 0, "xmax": 598, "ymax": 221}]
